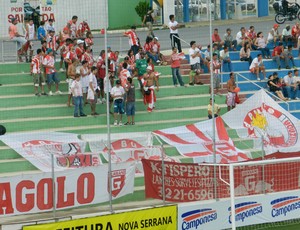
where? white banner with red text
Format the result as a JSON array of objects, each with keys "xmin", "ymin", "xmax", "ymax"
[
  {"xmin": 0, "ymin": 0, "xmax": 105, "ymax": 38},
  {"xmin": 153, "ymin": 117, "xmax": 249, "ymax": 163},
  {"xmin": 0, "ymin": 162, "xmax": 135, "ymax": 216},
  {"xmin": 222, "ymin": 89, "xmax": 300, "ymax": 155},
  {"xmin": 142, "ymin": 159, "xmax": 300, "ymax": 202},
  {"xmin": 0, "ymin": 132, "xmax": 101, "ymax": 172},
  {"xmin": 178, "ymin": 190, "xmax": 300, "ymax": 230},
  {"xmin": 81, "ymin": 133, "xmax": 178, "ymax": 176}
]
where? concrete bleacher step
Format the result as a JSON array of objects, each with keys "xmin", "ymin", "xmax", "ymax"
[{"xmin": 229, "ymin": 49, "xmax": 299, "ymax": 61}]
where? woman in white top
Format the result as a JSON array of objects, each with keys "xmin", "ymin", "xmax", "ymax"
[
  {"xmin": 80, "ymin": 60, "xmax": 90, "ymax": 105},
  {"xmin": 240, "ymin": 42, "xmax": 253, "ymax": 64},
  {"xmin": 255, "ymin": 32, "xmax": 271, "ymax": 59}
]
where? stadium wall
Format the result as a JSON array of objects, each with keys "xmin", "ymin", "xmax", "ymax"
[
  {"xmin": 108, "ymin": 0, "xmax": 150, "ymax": 29},
  {"xmin": 0, "ymin": 0, "xmax": 149, "ymax": 38}
]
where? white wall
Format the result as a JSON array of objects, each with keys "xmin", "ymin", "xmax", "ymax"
[{"xmin": 163, "ymin": 0, "xmax": 175, "ymax": 25}]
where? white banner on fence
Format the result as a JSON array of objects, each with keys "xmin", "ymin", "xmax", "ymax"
[
  {"xmin": 0, "ymin": 132, "xmax": 101, "ymax": 172},
  {"xmin": 0, "ymin": 0, "xmax": 105, "ymax": 38},
  {"xmin": 153, "ymin": 117, "xmax": 249, "ymax": 163},
  {"xmin": 0, "ymin": 161, "xmax": 135, "ymax": 217},
  {"xmin": 81, "ymin": 133, "xmax": 177, "ymax": 175},
  {"xmin": 222, "ymin": 89, "xmax": 300, "ymax": 154},
  {"xmin": 178, "ymin": 190, "xmax": 300, "ymax": 230}
]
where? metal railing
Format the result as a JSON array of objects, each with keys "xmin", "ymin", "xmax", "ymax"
[
  {"xmin": 235, "ymin": 72, "xmax": 290, "ymax": 111},
  {"xmin": 171, "ymin": 34, "xmax": 190, "ymax": 47}
]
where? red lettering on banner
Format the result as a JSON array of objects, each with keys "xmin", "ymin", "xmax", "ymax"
[
  {"xmin": 10, "ymin": 7, "xmax": 23, "ymax": 12},
  {"xmin": 37, "ymin": 179, "xmax": 53, "ymax": 210},
  {"xmin": 16, "ymin": 181, "xmax": 34, "ymax": 212},
  {"xmin": 0, "ymin": 183, "xmax": 14, "ymax": 215},
  {"xmin": 41, "ymin": 14, "xmax": 55, "ymax": 23},
  {"xmin": 77, "ymin": 173, "xmax": 95, "ymax": 204},
  {"xmin": 41, "ymin": 7, "xmax": 52, "ymax": 11},
  {"xmin": 7, "ymin": 14, "xmax": 24, "ymax": 23},
  {"xmin": 56, "ymin": 177, "xmax": 74, "ymax": 208}
]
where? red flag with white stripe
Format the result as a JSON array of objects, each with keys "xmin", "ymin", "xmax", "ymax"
[{"xmin": 153, "ymin": 117, "xmax": 249, "ymax": 163}]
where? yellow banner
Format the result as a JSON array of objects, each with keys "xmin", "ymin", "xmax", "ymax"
[{"xmin": 23, "ymin": 205, "xmax": 177, "ymax": 230}]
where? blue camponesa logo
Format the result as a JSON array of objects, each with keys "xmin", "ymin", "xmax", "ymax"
[
  {"xmin": 181, "ymin": 209, "xmax": 217, "ymax": 229},
  {"xmin": 271, "ymin": 196, "xmax": 300, "ymax": 217},
  {"xmin": 228, "ymin": 201, "xmax": 263, "ymax": 223}
]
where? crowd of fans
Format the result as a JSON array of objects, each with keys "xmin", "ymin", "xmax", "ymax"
[
  {"xmin": 8, "ymin": 12, "xmax": 300, "ymax": 123},
  {"xmin": 8, "ymin": 14, "xmax": 167, "ymax": 124}
]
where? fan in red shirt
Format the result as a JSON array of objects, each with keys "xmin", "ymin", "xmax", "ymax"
[
  {"xmin": 212, "ymin": 28, "xmax": 224, "ymax": 48},
  {"xmin": 75, "ymin": 40, "xmax": 85, "ymax": 61},
  {"xmin": 30, "ymin": 49, "xmax": 47, "ymax": 96},
  {"xmin": 272, "ymin": 42, "xmax": 290, "ymax": 70},
  {"xmin": 85, "ymin": 31, "xmax": 94, "ymax": 51},
  {"xmin": 65, "ymin": 44, "xmax": 78, "ymax": 62},
  {"xmin": 96, "ymin": 50, "xmax": 106, "ymax": 103},
  {"xmin": 66, "ymin": 15, "xmax": 78, "ymax": 38},
  {"xmin": 123, "ymin": 26, "xmax": 140, "ymax": 55},
  {"xmin": 151, "ymin": 37, "xmax": 166, "ymax": 64},
  {"xmin": 127, "ymin": 49, "xmax": 136, "ymax": 72},
  {"xmin": 291, "ymin": 22, "xmax": 300, "ymax": 46},
  {"xmin": 119, "ymin": 62, "xmax": 132, "ymax": 89},
  {"xmin": 77, "ymin": 20, "xmax": 90, "ymax": 38},
  {"xmin": 82, "ymin": 46, "xmax": 94, "ymax": 68},
  {"xmin": 170, "ymin": 47, "xmax": 185, "ymax": 87}
]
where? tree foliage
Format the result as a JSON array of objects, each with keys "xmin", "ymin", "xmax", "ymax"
[{"xmin": 135, "ymin": 1, "xmax": 150, "ymax": 22}]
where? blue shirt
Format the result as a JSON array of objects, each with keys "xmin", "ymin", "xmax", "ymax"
[{"xmin": 37, "ymin": 26, "xmax": 46, "ymax": 41}]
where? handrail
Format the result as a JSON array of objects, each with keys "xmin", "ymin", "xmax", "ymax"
[
  {"xmin": 171, "ymin": 34, "xmax": 190, "ymax": 47},
  {"xmin": 235, "ymin": 72, "xmax": 290, "ymax": 111}
]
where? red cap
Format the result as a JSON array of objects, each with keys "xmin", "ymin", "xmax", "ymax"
[{"xmin": 273, "ymin": 24, "xmax": 279, "ymax": 28}]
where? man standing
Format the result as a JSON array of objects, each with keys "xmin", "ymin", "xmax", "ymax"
[
  {"xmin": 9, "ymin": 18, "xmax": 28, "ymax": 62},
  {"xmin": 67, "ymin": 58, "xmax": 79, "ymax": 107},
  {"xmin": 42, "ymin": 48, "xmax": 62, "ymax": 96},
  {"xmin": 87, "ymin": 66, "xmax": 99, "ymax": 116},
  {"xmin": 124, "ymin": 26, "xmax": 139, "ymax": 55},
  {"xmin": 189, "ymin": 41, "xmax": 202, "ymax": 86},
  {"xmin": 71, "ymin": 74, "xmax": 87, "ymax": 117},
  {"xmin": 77, "ymin": 20, "xmax": 90, "ymax": 38},
  {"xmin": 124, "ymin": 77, "xmax": 136, "ymax": 125},
  {"xmin": 135, "ymin": 52, "xmax": 148, "ymax": 90},
  {"xmin": 30, "ymin": 49, "xmax": 47, "ymax": 96},
  {"xmin": 143, "ymin": 66, "xmax": 159, "ymax": 112},
  {"xmin": 283, "ymin": 71, "xmax": 298, "ymax": 100},
  {"xmin": 142, "ymin": 8, "xmax": 155, "ymax": 38},
  {"xmin": 226, "ymin": 72, "xmax": 236, "ymax": 111},
  {"xmin": 66, "ymin": 15, "xmax": 78, "ymax": 39},
  {"xmin": 208, "ymin": 98, "xmax": 220, "ymax": 119},
  {"xmin": 26, "ymin": 19, "xmax": 36, "ymax": 62},
  {"xmin": 168, "ymin": 14, "xmax": 182, "ymax": 53},
  {"xmin": 111, "ymin": 80, "xmax": 125, "ymax": 126},
  {"xmin": 211, "ymin": 53, "xmax": 221, "ymax": 95}
]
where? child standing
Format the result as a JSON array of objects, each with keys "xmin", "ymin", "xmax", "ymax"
[{"xmin": 71, "ymin": 74, "xmax": 87, "ymax": 117}]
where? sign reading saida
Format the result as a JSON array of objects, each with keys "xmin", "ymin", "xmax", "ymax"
[{"xmin": 23, "ymin": 205, "xmax": 177, "ymax": 230}]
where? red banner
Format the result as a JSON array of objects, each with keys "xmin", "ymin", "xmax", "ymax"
[{"xmin": 142, "ymin": 159, "xmax": 300, "ymax": 202}]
